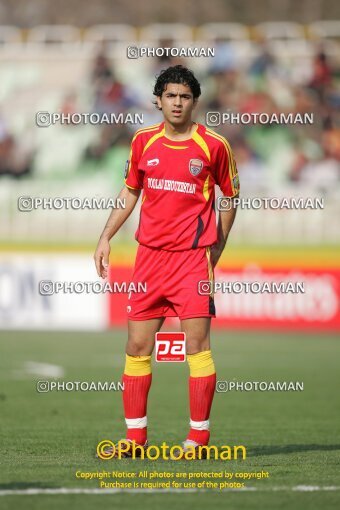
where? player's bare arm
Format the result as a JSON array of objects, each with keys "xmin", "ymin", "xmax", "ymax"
[
  {"xmin": 210, "ymin": 200, "xmax": 238, "ymax": 268},
  {"xmin": 94, "ymin": 186, "xmax": 141, "ymax": 279}
]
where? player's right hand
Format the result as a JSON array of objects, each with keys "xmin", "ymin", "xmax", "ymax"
[{"xmin": 94, "ymin": 238, "xmax": 111, "ymax": 279}]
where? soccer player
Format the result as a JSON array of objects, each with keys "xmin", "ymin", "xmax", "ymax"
[{"xmin": 94, "ymin": 65, "xmax": 239, "ymax": 457}]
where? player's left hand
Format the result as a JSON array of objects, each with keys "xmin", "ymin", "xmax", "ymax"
[
  {"xmin": 94, "ymin": 238, "xmax": 111, "ymax": 279},
  {"xmin": 210, "ymin": 244, "xmax": 223, "ymax": 268}
]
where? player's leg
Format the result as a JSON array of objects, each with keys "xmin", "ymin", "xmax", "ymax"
[
  {"xmin": 122, "ymin": 318, "xmax": 165, "ymax": 445},
  {"xmin": 180, "ymin": 317, "xmax": 216, "ymax": 447},
  {"xmin": 126, "ymin": 318, "xmax": 164, "ymax": 355}
]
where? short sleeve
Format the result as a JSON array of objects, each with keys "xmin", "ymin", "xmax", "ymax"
[
  {"xmin": 124, "ymin": 135, "xmax": 144, "ymax": 190},
  {"xmin": 213, "ymin": 140, "xmax": 240, "ymax": 198}
]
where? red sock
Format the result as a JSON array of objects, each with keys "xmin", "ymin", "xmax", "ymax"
[
  {"xmin": 187, "ymin": 373, "xmax": 216, "ymax": 445},
  {"xmin": 122, "ymin": 373, "xmax": 152, "ymax": 445}
]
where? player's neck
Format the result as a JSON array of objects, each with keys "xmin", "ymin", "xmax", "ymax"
[{"xmin": 163, "ymin": 120, "xmax": 197, "ymax": 141}]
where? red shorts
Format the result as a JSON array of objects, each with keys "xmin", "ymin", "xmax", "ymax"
[{"xmin": 127, "ymin": 244, "xmax": 216, "ymax": 321}]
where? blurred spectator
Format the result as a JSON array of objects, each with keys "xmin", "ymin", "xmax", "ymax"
[
  {"xmin": 0, "ymin": 115, "xmax": 33, "ymax": 178},
  {"xmin": 249, "ymin": 39, "xmax": 274, "ymax": 78},
  {"xmin": 91, "ymin": 48, "xmax": 113, "ymax": 84},
  {"xmin": 60, "ymin": 91, "xmax": 78, "ymax": 117},
  {"xmin": 85, "ymin": 48, "xmax": 132, "ymax": 161},
  {"xmin": 308, "ymin": 51, "xmax": 332, "ymax": 101}
]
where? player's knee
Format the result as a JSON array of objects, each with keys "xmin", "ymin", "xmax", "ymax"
[
  {"xmin": 186, "ymin": 337, "xmax": 210, "ymax": 355},
  {"xmin": 126, "ymin": 337, "xmax": 151, "ymax": 356}
]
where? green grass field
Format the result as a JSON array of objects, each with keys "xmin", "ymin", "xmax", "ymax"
[{"xmin": 1, "ymin": 329, "xmax": 340, "ymax": 510}]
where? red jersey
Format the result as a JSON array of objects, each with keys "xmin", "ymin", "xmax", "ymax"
[{"xmin": 124, "ymin": 121, "xmax": 239, "ymax": 251}]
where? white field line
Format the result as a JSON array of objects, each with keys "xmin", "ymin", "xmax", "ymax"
[
  {"xmin": 12, "ymin": 361, "xmax": 65, "ymax": 379},
  {"xmin": 0, "ymin": 486, "xmax": 339, "ymax": 495}
]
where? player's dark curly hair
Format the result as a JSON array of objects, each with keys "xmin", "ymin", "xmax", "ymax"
[{"xmin": 153, "ymin": 65, "xmax": 201, "ymax": 110}]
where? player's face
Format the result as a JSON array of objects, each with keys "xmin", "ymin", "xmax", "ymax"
[{"xmin": 157, "ymin": 83, "xmax": 197, "ymax": 126}]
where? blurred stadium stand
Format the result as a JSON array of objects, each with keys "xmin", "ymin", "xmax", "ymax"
[
  {"xmin": 196, "ymin": 23, "xmax": 251, "ymax": 41},
  {"xmin": 26, "ymin": 24, "xmax": 82, "ymax": 45},
  {"xmin": 0, "ymin": 25, "xmax": 23, "ymax": 46},
  {"xmin": 139, "ymin": 23, "xmax": 194, "ymax": 44},
  {"xmin": 308, "ymin": 20, "xmax": 340, "ymax": 39},
  {"xmin": 0, "ymin": 22, "xmax": 339, "ymax": 245},
  {"xmin": 255, "ymin": 22, "xmax": 306, "ymax": 40},
  {"xmin": 83, "ymin": 24, "xmax": 139, "ymax": 55}
]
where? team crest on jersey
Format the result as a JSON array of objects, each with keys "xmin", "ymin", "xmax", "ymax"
[
  {"xmin": 124, "ymin": 160, "xmax": 129, "ymax": 178},
  {"xmin": 189, "ymin": 158, "xmax": 203, "ymax": 176}
]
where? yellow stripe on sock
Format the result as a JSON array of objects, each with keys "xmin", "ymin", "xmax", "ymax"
[
  {"xmin": 187, "ymin": 350, "xmax": 215, "ymax": 377},
  {"xmin": 124, "ymin": 354, "xmax": 152, "ymax": 376}
]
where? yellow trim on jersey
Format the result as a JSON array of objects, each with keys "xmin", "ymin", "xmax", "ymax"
[
  {"xmin": 141, "ymin": 194, "xmax": 147, "ymax": 204},
  {"xmin": 142, "ymin": 126, "xmax": 166, "ymax": 154},
  {"xmin": 124, "ymin": 181, "xmax": 141, "ymax": 190},
  {"xmin": 125, "ymin": 124, "xmax": 162, "ymax": 182},
  {"xmin": 192, "ymin": 131, "xmax": 211, "ymax": 161},
  {"xmin": 125, "ymin": 146, "xmax": 134, "ymax": 181},
  {"xmin": 203, "ymin": 175, "xmax": 210, "ymax": 201},
  {"xmin": 205, "ymin": 128, "xmax": 238, "ymax": 195},
  {"xmin": 163, "ymin": 143, "xmax": 189, "ymax": 150},
  {"xmin": 206, "ymin": 247, "xmax": 214, "ymax": 297},
  {"xmin": 131, "ymin": 123, "xmax": 162, "ymax": 142},
  {"xmin": 205, "ymin": 128, "xmax": 236, "ymax": 176}
]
